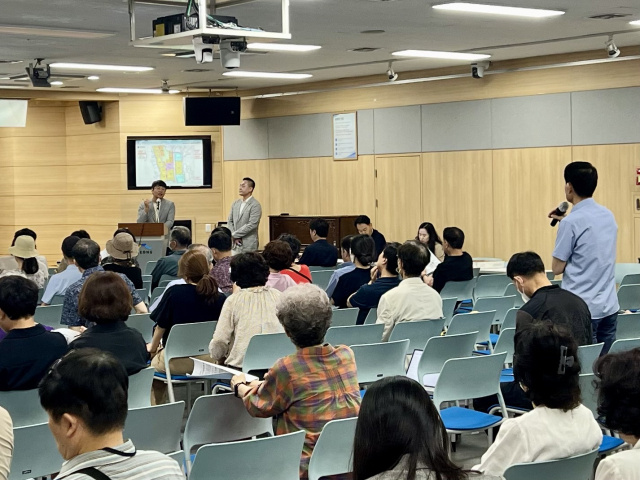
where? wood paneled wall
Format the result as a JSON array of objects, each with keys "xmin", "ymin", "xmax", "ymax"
[
  {"xmin": 0, "ymin": 98, "xmax": 223, "ymax": 265},
  {"xmin": 224, "ymin": 145, "xmax": 640, "ymax": 264}
]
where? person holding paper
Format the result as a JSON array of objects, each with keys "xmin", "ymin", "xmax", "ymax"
[{"xmin": 231, "ymin": 284, "xmax": 360, "ymax": 479}]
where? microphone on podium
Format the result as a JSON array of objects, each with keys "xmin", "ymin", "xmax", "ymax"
[{"xmin": 550, "ymin": 201, "xmax": 569, "ymax": 227}]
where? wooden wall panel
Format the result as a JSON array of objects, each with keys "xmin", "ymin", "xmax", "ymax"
[
  {"xmin": 374, "ymin": 155, "xmax": 423, "ymax": 243},
  {"xmin": 422, "ymin": 151, "xmax": 495, "ymax": 258},
  {"xmin": 572, "ymin": 144, "xmax": 640, "ymax": 263},
  {"xmin": 317, "ymin": 156, "xmax": 376, "ymax": 217},
  {"xmin": 492, "ymin": 147, "xmax": 571, "ymax": 265},
  {"xmin": 269, "ymin": 158, "xmax": 321, "ymax": 216}
]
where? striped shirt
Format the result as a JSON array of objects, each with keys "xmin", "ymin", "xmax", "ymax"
[
  {"xmin": 56, "ymin": 440, "xmax": 184, "ymax": 480},
  {"xmin": 243, "ymin": 344, "xmax": 361, "ymax": 479}
]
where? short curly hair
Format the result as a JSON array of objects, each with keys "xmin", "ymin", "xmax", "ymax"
[
  {"xmin": 594, "ymin": 347, "xmax": 640, "ymax": 438},
  {"xmin": 262, "ymin": 240, "xmax": 293, "ymax": 271},
  {"xmin": 230, "ymin": 252, "xmax": 269, "ymax": 288},
  {"xmin": 513, "ymin": 321, "xmax": 581, "ymax": 411},
  {"xmin": 276, "ymin": 284, "xmax": 332, "ymax": 348}
]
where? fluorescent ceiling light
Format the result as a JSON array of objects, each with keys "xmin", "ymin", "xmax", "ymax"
[
  {"xmin": 0, "ymin": 85, "xmax": 28, "ymax": 89},
  {"xmin": 433, "ymin": 3, "xmax": 565, "ymax": 18},
  {"xmin": 392, "ymin": 50, "xmax": 491, "ymax": 61},
  {"xmin": 96, "ymin": 87, "xmax": 179, "ymax": 94},
  {"xmin": 50, "ymin": 63, "xmax": 153, "ymax": 72},
  {"xmin": 0, "ymin": 25, "xmax": 114, "ymax": 38},
  {"xmin": 87, "ymin": 76, "xmax": 100, "ymax": 81},
  {"xmin": 247, "ymin": 43, "xmax": 321, "ymax": 52},
  {"xmin": 50, "ymin": 81, "xmax": 63, "ymax": 85},
  {"xmin": 223, "ymin": 71, "xmax": 312, "ymax": 79},
  {"xmin": 630, "ymin": 20, "xmax": 640, "ymax": 26}
]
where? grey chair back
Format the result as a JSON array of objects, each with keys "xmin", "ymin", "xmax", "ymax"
[
  {"xmin": 9, "ymin": 423, "xmax": 64, "ymax": 480},
  {"xmin": 331, "ymin": 308, "xmax": 359, "ymax": 327},
  {"xmin": 34, "ymin": 305, "xmax": 64, "ymax": 329},
  {"xmin": 308, "ymin": 418, "xmax": 358, "ymax": 480},
  {"xmin": 124, "ymin": 401, "xmax": 185, "ymax": 455},
  {"xmin": 616, "ymin": 313, "xmax": 640, "ymax": 340},
  {"xmin": 388, "ymin": 318, "xmax": 445, "ymax": 352},
  {"xmin": 325, "ymin": 324, "xmax": 384, "ymax": 347},
  {"xmin": 243, "ymin": 332, "xmax": 296, "ymax": 374},
  {"xmin": 351, "ymin": 340, "xmax": 409, "ymax": 384},
  {"xmin": 127, "ymin": 313, "xmax": 154, "ymax": 343},
  {"xmin": 503, "ymin": 449, "xmax": 598, "ymax": 480},
  {"xmin": 0, "ymin": 389, "xmax": 48, "ymax": 427},
  {"xmin": 577, "ymin": 343, "xmax": 604, "ymax": 374}
]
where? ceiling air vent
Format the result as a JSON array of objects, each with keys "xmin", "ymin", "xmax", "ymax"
[
  {"xmin": 350, "ymin": 47, "xmax": 381, "ymax": 53},
  {"xmin": 589, "ymin": 13, "xmax": 631, "ymax": 20}
]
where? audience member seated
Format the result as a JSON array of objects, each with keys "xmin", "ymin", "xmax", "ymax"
[
  {"xmin": 150, "ymin": 226, "xmax": 191, "ymax": 289},
  {"xmin": 149, "ymin": 250, "xmax": 226, "ymax": 403},
  {"xmin": 0, "ymin": 276, "xmax": 68, "ymax": 391},
  {"xmin": 100, "ymin": 228, "xmax": 141, "ymax": 268},
  {"xmin": 353, "ymin": 376, "xmax": 497, "ymax": 480},
  {"xmin": 231, "ymin": 284, "xmax": 360, "ymax": 480},
  {"xmin": 72, "ymin": 272, "xmax": 148, "ymax": 375},
  {"xmin": 299, "ymin": 218, "xmax": 338, "ymax": 267},
  {"xmin": 39, "ymin": 349, "xmax": 185, "ymax": 480},
  {"xmin": 473, "ymin": 322, "xmax": 602, "ymax": 477},
  {"xmin": 42, "ymin": 236, "xmax": 82, "ymax": 306},
  {"xmin": 278, "ymin": 233, "xmax": 312, "ymax": 284},
  {"xmin": 594, "ymin": 348, "xmax": 640, "ymax": 480},
  {"xmin": 325, "ymin": 235, "xmax": 354, "ymax": 297},
  {"xmin": 57, "ymin": 229, "xmax": 91, "ymax": 273},
  {"xmin": 61, "ymin": 239, "xmax": 146, "ymax": 331},
  {"xmin": 429, "ymin": 227, "xmax": 473, "ymax": 293},
  {"xmin": 102, "ymin": 232, "xmax": 143, "ymax": 289},
  {"xmin": 332, "ymin": 234, "xmax": 376, "ymax": 309},
  {"xmin": 416, "ymin": 221, "xmax": 445, "ymax": 262},
  {"xmin": 377, "ymin": 242, "xmax": 443, "ymax": 342},
  {"xmin": 208, "ymin": 230, "xmax": 233, "ymax": 294},
  {"xmin": 348, "ymin": 242, "xmax": 401, "ymax": 325},
  {"xmin": 5, "ymin": 228, "xmax": 49, "ymax": 276},
  {"xmin": 149, "ymin": 244, "xmax": 213, "ymax": 312},
  {"xmin": 0, "ymin": 407, "xmax": 10, "ymax": 480},
  {"xmin": 0, "ymin": 235, "xmax": 48, "ymax": 288},
  {"xmin": 209, "ymin": 252, "xmax": 283, "ymax": 370},
  {"xmin": 264, "ymin": 240, "xmax": 297, "ymax": 292},
  {"xmin": 355, "ymin": 215, "xmax": 387, "ymax": 258},
  {"xmin": 508, "ymin": 251, "xmax": 592, "ymax": 346}
]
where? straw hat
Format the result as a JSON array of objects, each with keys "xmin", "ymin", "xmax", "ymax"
[
  {"xmin": 8, "ymin": 235, "xmax": 39, "ymax": 259},
  {"xmin": 106, "ymin": 233, "xmax": 139, "ymax": 260}
]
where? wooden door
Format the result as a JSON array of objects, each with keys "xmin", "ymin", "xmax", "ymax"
[{"xmin": 374, "ymin": 155, "xmax": 423, "ymax": 243}]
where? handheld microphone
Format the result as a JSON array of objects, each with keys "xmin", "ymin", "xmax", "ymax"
[{"xmin": 550, "ymin": 202, "xmax": 569, "ymax": 227}]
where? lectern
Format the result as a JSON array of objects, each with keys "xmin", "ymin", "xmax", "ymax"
[{"xmin": 118, "ymin": 223, "xmax": 168, "ymax": 273}]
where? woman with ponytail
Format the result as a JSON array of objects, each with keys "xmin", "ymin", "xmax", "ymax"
[{"xmin": 149, "ymin": 250, "xmax": 226, "ymax": 404}]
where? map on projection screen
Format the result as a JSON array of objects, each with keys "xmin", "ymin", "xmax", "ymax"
[{"xmin": 126, "ymin": 136, "xmax": 213, "ymax": 190}]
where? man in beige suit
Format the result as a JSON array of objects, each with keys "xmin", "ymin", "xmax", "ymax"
[{"xmin": 227, "ymin": 177, "xmax": 262, "ymax": 254}]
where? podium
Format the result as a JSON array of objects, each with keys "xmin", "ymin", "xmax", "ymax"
[{"xmin": 118, "ymin": 223, "xmax": 168, "ymax": 273}]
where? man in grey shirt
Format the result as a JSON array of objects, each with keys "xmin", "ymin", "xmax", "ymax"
[
  {"xmin": 550, "ymin": 162, "xmax": 619, "ymax": 354},
  {"xmin": 227, "ymin": 177, "xmax": 262, "ymax": 254}
]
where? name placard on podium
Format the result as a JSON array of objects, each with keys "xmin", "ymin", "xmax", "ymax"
[{"xmin": 118, "ymin": 223, "xmax": 168, "ymax": 272}]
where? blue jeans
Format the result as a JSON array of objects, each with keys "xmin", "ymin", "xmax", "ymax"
[{"xmin": 592, "ymin": 312, "xmax": 618, "ymax": 355}]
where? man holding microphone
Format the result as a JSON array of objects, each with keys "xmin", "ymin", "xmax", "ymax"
[
  {"xmin": 550, "ymin": 162, "xmax": 619, "ymax": 354},
  {"xmin": 137, "ymin": 180, "xmax": 175, "ymax": 229}
]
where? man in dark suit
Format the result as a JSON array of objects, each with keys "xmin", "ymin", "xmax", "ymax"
[
  {"xmin": 299, "ymin": 218, "xmax": 338, "ymax": 267},
  {"xmin": 355, "ymin": 215, "xmax": 386, "ymax": 258}
]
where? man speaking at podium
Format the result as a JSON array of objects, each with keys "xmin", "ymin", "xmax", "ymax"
[{"xmin": 137, "ymin": 180, "xmax": 175, "ymax": 229}]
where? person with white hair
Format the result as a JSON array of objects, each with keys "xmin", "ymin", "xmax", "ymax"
[{"xmin": 231, "ymin": 284, "xmax": 361, "ymax": 479}]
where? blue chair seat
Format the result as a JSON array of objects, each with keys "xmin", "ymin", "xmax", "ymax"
[
  {"xmin": 440, "ymin": 406, "xmax": 502, "ymax": 431},
  {"xmin": 600, "ymin": 435, "xmax": 624, "ymax": 454},
  {"xmin": 502, "ymin": 368, "xmax": 513, "ymax": 375}
]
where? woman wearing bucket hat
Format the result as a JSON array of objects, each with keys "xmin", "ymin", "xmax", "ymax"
[
  {"xmin": 102, "ymin": 233, "xmax": 143, "ymax": 289},
  {"xmin": 0, "ymin": 235, "xmax": 47, "ymax": 288}
]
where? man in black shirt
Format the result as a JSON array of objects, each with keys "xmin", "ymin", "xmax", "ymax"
[
  {"xmin": 429, "ymin": 227, "xmax": 473, "ymax": 293},
  {"xmin": 299, "ymin": 218, "xmax": 338, "ymax": 267},
  {"xmin": 355, "ymin": 215, "xmax": 387, "ymax": 258},
  {"xmin": 0, "ymin": 276, "xmax": 68, "ymax": 391},
  {"xmin": 508, "ymin": 251, "xmax": 592, "ymax": 346}
]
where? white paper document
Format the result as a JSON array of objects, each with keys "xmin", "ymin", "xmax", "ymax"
[
  {"xmin": 405, "ymin": 350, "xmax": 439, "ymax": 388},
  {"xmin": 189, "ymin": 358, "xmax": 258, "ymax": 382}
]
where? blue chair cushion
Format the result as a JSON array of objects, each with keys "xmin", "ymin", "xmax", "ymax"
[
  {"xmin": 360, "ymin": 389, "xmax": 366, "ymax": 398},
  {"xmin": 440, "ymin": 406, "xmax": 503, "ymax": 431},
  {"xmin": 502, "ymin": 368, "xmax": 513, "ymax": 376},
  {"xmin": 153, "ymin": 372, "xmax": 192, "ymax": 381},
  {"xmin": 473, "ymin": 350, "xmax": 491, "ymax": 355},
  {"xmin": 600, "ymin": 435, "xmax": 624, "ymax": 453}
]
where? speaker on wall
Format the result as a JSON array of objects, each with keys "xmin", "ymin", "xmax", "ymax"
[
  {"xmin": 79, "ymin": 101, "xmax": 102, "ymax": 125},
  {"xmin": 184, "ymin": 97, "xmax": 241, "ymax": 126}
]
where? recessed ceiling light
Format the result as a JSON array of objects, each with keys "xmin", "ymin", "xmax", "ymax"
[
  {"xmin": 96, "ymin": 87, "xmax": 179, "ymax": 94},
  {"xmin": 87, "ymin": 76, "xmax": 100, "ymax": 81},
  {"xmin": 0, "ymin": 25, "xmax": 114, "ymax": 38},
  {"xmin": 392, "ymin": 50, "xmax": 491, "ymax": 61},
  {"xmin": 0, "ymin": 77, "xmax": 9, "ymax": 80},
  {"xmin": 0, "ymin": 85, "xmax": 27, "ymax": 89},
  {"xmin": 349, "ymin": 47, "xmax": 381, "ymax": 53},
  {"xmin": 222, "ymin": 71, "xmax": 312, "ymax": 79},
  {"xmin": 247, "ymin": 43, "xmax": 321, "ymax": 52},
  {"xmin": 50, "ymin": 63, "xmax": 153, "ymax": 72},
  {"xmin": 50, "ymin": 81, "xmax": 63, "ymax": 85},
  {"xmin": 630, "ymin": 20, "xmax": 640, "ymax": 26},
  {"xmin": 360, "ymin": 30, "xmax": 386, "ymax": 34},
  {"xmin": 433, "ymin": 3, "xmax": 565, "ymax": 18}
]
